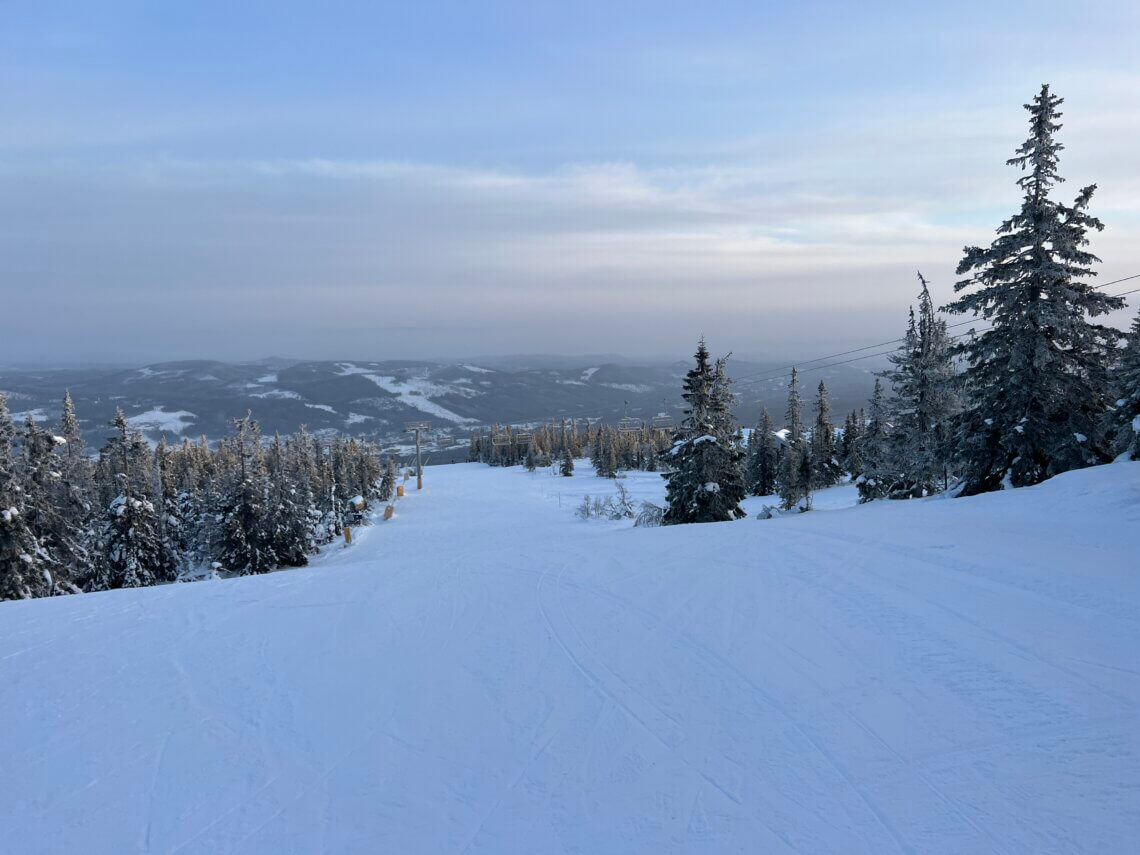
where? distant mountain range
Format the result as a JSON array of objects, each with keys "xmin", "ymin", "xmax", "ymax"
[{"xmin": 0, "ymin": 356, "xmax": 882, "ymax": 458}]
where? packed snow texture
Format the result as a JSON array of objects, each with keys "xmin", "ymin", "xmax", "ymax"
[{"xmin": 2, "ymin": 462, "xmax": 1139, "ymax": 854}]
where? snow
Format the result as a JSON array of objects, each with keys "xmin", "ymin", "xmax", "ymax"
[
  {"xmin": 335, "ymin": 362, "xmax": 478, "ymax": 424},
  {"xmin": 10, "ymin": 408, "xmax": 47, "ymax": 423},
  {"xmin": 602, "ymin": 382, "xmax": 653, "ymax": 393},
  {"xmin": 132, "ymin": 367, "xmax": 185, "ymax": 381},
  {"xmin": 125, "ymin": 407, "xmax": 196, "ymax": 434},
  {"xmin": 462, "ymin": 364, "xmax": 494, "ymax": 374},
  {"xmin": 1075, "ymin": 432, "xmax": 1088, "ymax": 443},
  {"xmin": 581, "ymin": 366, "xmax": 600, "ymax": 381},
  {"xmin": 251, "ymin": 389, "xmax": 302, "ymax": 400},
  {"xmin": 1133, "ymin": 414, "xmax": 1139, "ymax": 433},
  {"xmin": 304, "ymin": 403, "xmax": 337, "ymax": 413},
  {"xmin": 344, "ymin": 412, "xmax": 371, "ymax": 425},
  {"xmin": 2, "ymin": 461, "xmax": 1139, "ymax": 853},
  {"xmin": 257, "ymin": 373, "xmax": 278, "ymax": 383}
]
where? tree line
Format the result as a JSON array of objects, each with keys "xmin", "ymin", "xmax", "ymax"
[
  {"xmin": 468, "ymin": 419, "xmax": 675, "ymax": 476},
  {"xmin": 0, "ymin": 399, "xmax": 397, "ymax": 601},
  {"xmin": 663, "ymin": 84, "xmax": 1140, "ymax": 522}
]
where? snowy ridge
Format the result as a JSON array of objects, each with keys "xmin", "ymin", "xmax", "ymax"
[
  {"xmin": 2, "ymin": 461, "xmax": 1138, "ymax": 853},
  {"xmin": 336, "ymin": 362, "xmax": 478, "ymax": 424},
  {"xmin": 125, "ymin": 407, "xmax": 196, "ymax": 434}
]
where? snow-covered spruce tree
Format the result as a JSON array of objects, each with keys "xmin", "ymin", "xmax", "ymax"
[
  {"xmin": 95, "ymin": 409, "xmax": 156, "ymax": 510},
  {"xmin": 210, "ymin": 414, "xmax": 277, "ymax": 575},
  {"xmin": 746, "ymin": 409, "xmax": 778, "ymax": 496},
  {"xmin": 856, "ymin": 379, "xmax": 893, "ymax": 502},
  {"xmin": 265, "ymin": 432, "xmax": 315, "ymax": 568},
  {"xmin": 46, "ymin": 394, "xmax": 96, "ymax": 588},
  {"xmin": 777, "ymin": 368, "xmax": 811, "ymax": 510},
  {"xmin": 810, "ymin": 381, "xmax": 841, "ymax": 490},
  {"xmin": 840, "ymin": 410, "xmax": 863, "ymax": 478},
  {"xmin": 1113, "ymin": 308, "xmax": 1140, "ymax": 459},
  {"xmin": 0, "ymin": 395, "xmax": 56, "ymax": 600},
  {"xmin": 96, "ymin": 486, "xmax": 168, "ymax": 590},
  {"xmin": 945, "ymin": 85, "xmax": 1124, "ymax": 494},
  {"xmin": 153, "ymin": 438, "xmax": 186, "ymax": 582},
  {"xmin": 91, "ymin": 413, "xmax": 171, "ymax": 591},
  {"xmin": 20, "ymin": 415, "xmax": 84, "ymax": 595},
  {"xmin": 175, "ymin": 436, "xmax": 216, "ymax": 572},
  {"xmin": 882, "ymin": 273, "xmax": 959, "ymax": 497},
  {"xmin": 55, "ymin": 391, "xmax": 96, "ymax": 582},
  {"xmin": 663, "ymin": 339, "xmax": 746, "ymax": 524},
  {"xmin": 605, "ymin": 438, "xmax": 619, "ymax": 479},
  {"xmin": 378, "ymin": 455, "xmax": 397, "ymax": 502},
  {"xmin": 559, "ymin": 446, "xmax": 575, "ymax": 476}
]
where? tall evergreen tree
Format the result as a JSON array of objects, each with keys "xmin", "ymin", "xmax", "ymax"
[
  {"xmin": 153, "ymin": 438, "xmax": 186, "ymax": 581},
  {"xmin": 1113, "ymin": 308, "xmax": 1140, "ymax": 460},
  {"xmin": 945, "ymin": 85, "xmax": 1124, "ymax": 494},
  {"xmin": 777, "ymin": 368, "xmax": 811, "ymax": 510},
  {"xmin": 559, "ymin": 446, "xmax": 575, "ymax": 477},
  {"xmin": 91, "ymin": 413, "xmax": 170, "ymax": 590},
  {"xmin": 265, "ymin": 432, "xmax": 315, "ymax": 567},
  {"xmin": 810, "ymin": 381, "xmax": 841, "ymax": 489},
  {"xmin": 0, "ymin": 396, "xmax": 55, "ymax": 600},
  {"xmin": 882, "ymin": 273, "xmax": 959, "ymax": 496},
  {"xmin": 50, "ymin": 393, "xmax": 96, "ymax": 586},
  {"xmin": 754, "ymin": 411, "xmax": 779, "ymax": 495},
  {"xmin": 663, "ymin": 339, "xmax": 746, "ymax": 524},
  {"xmin": 856, "ymin": 379, "xmax": 892, "ymax": 502},
  {"xmin": 378, "ymin": 455, "xmax": 397, "ymax": 502},
  {"xmin": 20, "ymin": 415, "xmax": 84, "ymax": 594},
  {"xmin": 746, "ymin": 411, "xmax": 779, "ymax": 496},
  {"xmin": 211, "ymin": 414, "xmax": 277, "ymax": 575},
  {"xmin": 840, "ymin": 410, "xmax": 863, "ymax": 477}
]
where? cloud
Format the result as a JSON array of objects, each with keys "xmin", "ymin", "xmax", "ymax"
[{"xmin": 2, "ymin": 77, "xmax": 1139, "ymax": 362}]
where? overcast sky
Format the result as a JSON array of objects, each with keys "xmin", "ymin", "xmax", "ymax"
[{"xmin": 2, "ymin": 1, "xmax": 1138, "ymax": 364}]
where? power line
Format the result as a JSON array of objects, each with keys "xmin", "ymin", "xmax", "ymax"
[
  {"xmin": 731, "ymin": 273, "xmax": 1140, "ymax": 385},
  {"xmin": 740, "ymin": 326, "xmax": 994, "ymax": 386}
]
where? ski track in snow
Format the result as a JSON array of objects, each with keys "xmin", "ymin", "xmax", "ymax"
[{"xmin": 2, "ymin": 462, "xmax": 1139, "ymax": 853}]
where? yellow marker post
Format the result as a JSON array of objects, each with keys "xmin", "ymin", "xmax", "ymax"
[{"xmin": 344, "ymin": 526, "xmax": 353, "ymax": 545}]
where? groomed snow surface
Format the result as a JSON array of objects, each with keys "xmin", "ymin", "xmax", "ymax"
[{"xmin": 3, "ymin": 461, "xmax": 1139, "ymax": 854}]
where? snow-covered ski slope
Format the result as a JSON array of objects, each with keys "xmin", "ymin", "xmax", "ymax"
[{"xmin": 3, "ymin": 462, "xmax": 1139, "ymax": 854}]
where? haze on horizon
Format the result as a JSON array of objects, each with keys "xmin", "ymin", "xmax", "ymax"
[{"xmin": 1, "ymin": 1, "xmax": 1138, "ymax": 365}]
